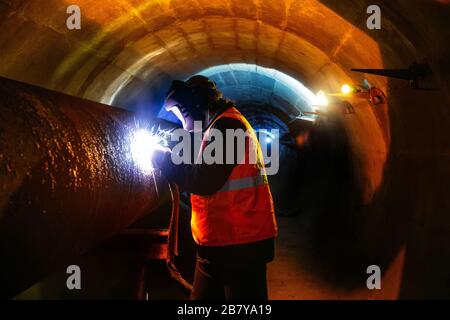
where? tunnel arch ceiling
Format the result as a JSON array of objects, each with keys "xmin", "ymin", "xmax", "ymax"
[
  {"xmin": 197, "ymin": 64, "xmax": 318, "ymax": 116},
  {"xmin": 0, "ymin": 0, "xmax": 391, "ymax": 106},
  {"xmin": 0, "ymin": 0, "xmax": 405, "ymax": 282},
  {"xmin": 156, "ymin": 63, "xmax": 320, "ymax": 123},
  {"xmin": 0, "ymin": 0, "xmax": 406, "ymax": 205}
]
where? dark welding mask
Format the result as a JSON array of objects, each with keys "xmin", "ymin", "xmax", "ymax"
[
  {"xmin": 164, "ymin": 76, "xmax": 220, "ymax": 132},
  {"xmin": 164, "ymin": 80, "xmax": 204, "ymax": 132}
]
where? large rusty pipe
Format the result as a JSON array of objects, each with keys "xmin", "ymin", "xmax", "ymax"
[{"xmin": 0, "ymin": 77, "xmax": 170, "ymax": 298}]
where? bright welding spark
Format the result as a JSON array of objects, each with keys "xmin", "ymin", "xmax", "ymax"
[{"xmin": 130, "ymin": 127, "xmax": 169, "ymax": 175}]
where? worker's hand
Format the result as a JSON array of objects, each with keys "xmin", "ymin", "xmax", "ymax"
[{"xmin": 152, "ymin": 147, "xmax": 172, "ymax": 169}]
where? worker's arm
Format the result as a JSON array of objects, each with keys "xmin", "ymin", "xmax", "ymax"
[{"xmin": 158, "ymin": 118, "xmax": 246, "ymax": 196}]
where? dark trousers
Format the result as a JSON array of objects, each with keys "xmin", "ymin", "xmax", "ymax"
[{"xmin": 190, "ymin": 256, "xmax": 268, "ymax": 300}]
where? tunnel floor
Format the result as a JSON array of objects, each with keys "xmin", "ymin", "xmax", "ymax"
[
  {"xmin": 15, "ymin": 185, "xmax": 408, "ymax": 301},
  {"xmin": 267, "ymin": 214, "xmax": 402, "ymax": 300}
]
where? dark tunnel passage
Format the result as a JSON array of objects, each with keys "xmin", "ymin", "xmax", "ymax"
[{"xmin": 0, "ymin": 0, "xmax": 450, "ymax": 299}]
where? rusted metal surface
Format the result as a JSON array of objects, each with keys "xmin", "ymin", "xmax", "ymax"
[{"xmin": 0, "ymin": 77, "xmax": 170, "ymax": 298}]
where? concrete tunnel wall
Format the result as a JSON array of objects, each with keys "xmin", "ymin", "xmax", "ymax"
[{"xmin": 0, "ymin": 0, "xmax": 449, "ymax": 298}]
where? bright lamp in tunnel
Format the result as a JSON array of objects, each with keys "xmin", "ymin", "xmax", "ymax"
[
  {"xmin": 130, "ymin": 128, "xmax": 167, "ymax": 174},
  {"xmin": 341, "ymin": 84, "xmax": 352, "ymax": 94},
  {"xmin": 313, "ymin": 90, "xmax": 329, "ymax": 107}
]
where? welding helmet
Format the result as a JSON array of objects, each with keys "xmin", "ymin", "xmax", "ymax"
[{"xmin": 164, "ymin": 75, "xmax": 221, "ymax": 131}]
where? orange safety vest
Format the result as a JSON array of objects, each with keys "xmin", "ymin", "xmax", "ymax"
[{"xmin": 191, "ymin": 107, "xmax": 278, "ymax": 247}]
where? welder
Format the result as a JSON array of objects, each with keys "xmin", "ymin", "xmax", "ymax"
[{"xmin": 153, "ymin": 75, "xmax": 278, "ymax": 300}]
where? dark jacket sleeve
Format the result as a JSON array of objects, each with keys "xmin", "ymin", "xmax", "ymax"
[{"xmin": 160, "ymin": 117, "xmax": 246, "ymax": 196}]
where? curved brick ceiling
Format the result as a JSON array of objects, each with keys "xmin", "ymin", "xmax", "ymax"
[
  {"xmin": 0, "ymin": 0, "xmax": 388, "ymax": 105},
  {"xmin": 196, "ymin": 64, "xmax": 319, "ymax": 115}
]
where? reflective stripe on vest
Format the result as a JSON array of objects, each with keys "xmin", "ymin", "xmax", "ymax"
[{"xmin": 218, "ymin": 172, "xmax": 268, "ymax": 193}]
